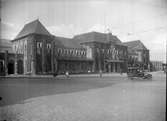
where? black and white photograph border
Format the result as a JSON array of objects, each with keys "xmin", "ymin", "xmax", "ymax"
[{"xmin": 0, "ymin": 0, "xmax": 166, "ymax": 121}]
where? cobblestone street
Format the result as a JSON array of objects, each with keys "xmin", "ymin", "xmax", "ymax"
[{"xmin": 0, "ymin": 72, "xmax": 166, "ymax": 121}]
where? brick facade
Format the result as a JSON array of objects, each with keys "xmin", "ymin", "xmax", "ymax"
[{"xmin": 0, "ymin": 20, "xmax": 132, "ymax": 76}]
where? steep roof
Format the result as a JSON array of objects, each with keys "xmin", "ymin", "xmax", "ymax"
[
  {"xmin": 54, "ymin": 31, "xmax": 123, "ymax": 48},
  {"xmin": 73, "ymin": 31, "xmax": 122, "ymax": 45},
  {"xmin": 73, "ymin": 31, "xmax": 107, "ymax": 43},
  {"xmin": 123, "ymin": 40, "xmax": 148, "ymax": 50},
  {"xmin": 54, "ymin": 36, "xmax": 82, "ymax": 48},
  {"xmin": 14, "ymin": 19, "xmax": 51, "ymax": 40},
  {"xmin": 108, "ymin": 34, "xmax": 122, "ymax": 45}
]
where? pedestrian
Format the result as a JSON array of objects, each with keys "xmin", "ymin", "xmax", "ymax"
[
  {"xmin": 120, "ymin": 69, "xmax": 123, "ymax": 75},
  {"xmin": 99, "ymin": 70, "xmax": 102, "ymax": 78},
  {"xmin": 65, "ymin": 71, "xmax": 69, "ymax": 78},
  {"xmin": 53, "ymin": 71, "xmax": 58, "ymax": 77}
]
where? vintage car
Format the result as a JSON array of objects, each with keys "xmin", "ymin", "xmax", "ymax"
[{"xmin": 127, "ymin": 67, "xmax": 152, "ymax": 80}]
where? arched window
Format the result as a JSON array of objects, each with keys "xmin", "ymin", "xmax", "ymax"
[
  {"xmin": 75, "ymin": 50, "xmax": 77, "ymax": 55},
  {"xmin": 13, "ymin": 45, "xmax": 15, "ymax": 52},
  {"xmin": 67, "ymin": 49, "xmax": 70, "ymax": 55},
  {"xmin": 47, "ymin": 43, "xmax": 51, "ymax": 53},
  {"xmin": 83, "ymin": 51, "xmax": 86, "ymax": 56},
  {"xmin": 64, "ymin": 49, "xmax": 66, "ymax": 55},
  {"xmin": 47, "ymin": 43, "xmax": 51, "ymax": 49},
  {"xmin": 65, "ymin": 49, "xmax": 67, "ymax": 55},
  {"xmin": 37, "ymin": 42, "xmax": 42, "ymax": 48},
  {"xmin": 70, "ymin": 49, "xmax": 72, "ymax": 55},
  {"xmin": 63, "ymin": 49, "xmax": 65, "ymax": 55},
  {"xmin": 58, "ymin": 48, "xmax": 61, "ymax": 54},
  {"xmin": 81, "ymin": 51, "xmax": 83, "ymax": 56},
  {"xmin": 24, "ymin": 44, "xmax": 27, "ymax": 50},
  {"xmin": 107, "ymin": 49, "xmax": 109, "ymax": 54},
  {"xmin": 66, "ymin": 49, "xmax": 68, "ymax": 55},
  {"xmin": 37, "ymin": 42, "xmax": 42, "ymax": 54}
]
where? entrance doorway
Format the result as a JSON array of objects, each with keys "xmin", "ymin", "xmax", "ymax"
[
  {"xmin": 105, "ymin": 63, "xmax": 113, "ymax": 72},
  {"xmin": 17, "ymin": 60, "xmax": 23, "ymax": 74},
  {"xmin": 8, "ymin": 60, "xmax": 14, "ymax": 74},
  {"xmin": 0, "ymin": 60, "xmax": 4, "ymax": 75}
]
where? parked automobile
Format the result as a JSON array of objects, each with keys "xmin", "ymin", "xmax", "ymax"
[{"xmin": 127, "ymin": 67, "xmax": 152, "ymax": 80}]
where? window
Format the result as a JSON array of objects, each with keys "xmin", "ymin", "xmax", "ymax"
[
  {"xmin": 58, "ymin": 48, "xmax": 60, "ymax": 53},
  {"xmin": 47, "ymin": 43, "xmax": 51, "ymax": 53},
  {"xmin": 59, "ymin": 48, "xmax": 62, "ymax": 54},
  {"xmin": 78, "ymin": 50, "xmax": 80, "ymax": 56},
  {"xmin": 102, "ymin": 49, "xmax": 105, "ymax": 53},
  {"xmin": 13, "ymin": 44, "xmax": 17, "ymax": 52},
  {"xmin": 70, "ymin": 49, "xmax": 72, "ymax": 55},
  {"xmin": 81, "ymin": 51, "xmax": 83, "ymax": 56},
  {"xmin": 67, "ymin": 49, "xmax": 70, "ymax": 55},
  {"xmin": 24, "ymin": 44, "xmax": 27, "ymax": 49},
  {"xmin": 37, "ymin": 42, "xmax": 42, "ymax": 54},
  {"xmin": 63, "ymin": 49, "xmax": 65, "ymax": 55},
  {"xmin": 47, "ymin": 43, "xmax": 51, "ymax": 49},
  {"xmin": 96, "ymin": 48, "xmax": 99, "ymax": 53},
  {"xmin": 71, "ymin": 49, "xmax": 74, "ymax": 55},
  {"xmin": 107, "ymin": 49, "xmax": 110, "ymax": 54},
  {"xmin": 37, "ymin": 42, "xmax": 42, "ymax": 48},
  {"xmin": 83, "ymin": 51, "xmax": 85, "ymax": 56}
]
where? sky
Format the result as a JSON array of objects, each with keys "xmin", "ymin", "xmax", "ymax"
[{"xmin": 1, "ymin": 0, "xmax": 167, "ymax": 62}]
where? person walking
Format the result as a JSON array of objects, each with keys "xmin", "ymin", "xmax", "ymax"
[
  {"xmin": 120, "ymin": 68, "xmax": 123, "ymax": 75},
  {"xmin": 65, "ymin": 71, "xmax": 69, "ymax": 78},
  {"xmin": 99, "ymin": 70, "xmax": 102, "ymax": 78}
]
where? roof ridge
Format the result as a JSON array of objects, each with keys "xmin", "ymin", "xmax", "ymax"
[
  {"xmin": 123, "ymin": 40, "xmax": 140, "ymax": 43},
  {"xmin": 124, "ymin": 40, "xmax": 148, "ymax": 50},
  {"xmin": 74, "ymin": 31, "xmax": 106, "ymax": 38},
  {"xmin": 14, "ymin": 19, "xmax": 51, "ymax": 40},
  {"xmin": 34, "ymin": 19, "xmax": 40, "ymax": 33}
]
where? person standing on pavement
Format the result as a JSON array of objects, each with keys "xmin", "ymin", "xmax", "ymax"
[
  {"xmin": 120, "ymin": 68, "xmax": 123, "ymax": 75},
  {"xmin": 65, "ymin": 71, "xmax": 69, "ymax": 78},
  {"xmin": 99, "ymin": 70, "xmax": 102, "ymax": 78}
]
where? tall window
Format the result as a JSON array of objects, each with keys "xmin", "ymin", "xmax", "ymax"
[
  {"xmin": 47, "ymin": 43, "xmax": 51, "ymax": 49},
  {"xmin": 36, "ymin": 42, "xmax": 42, "ymax": 73},
  {"xmin": 47, "ymin": 43, "xmax": 51, "ymax": 53},
  {"xmin": 75, "ymin": 50, "xmax": 77, "ymax": 56},
  {"xmin": 37, "ymin": 42, "xmax": 42, "ymax": 54},
  {"xmin": 46, "ymin": 43, "xmax": 52, "ymax": 72}
]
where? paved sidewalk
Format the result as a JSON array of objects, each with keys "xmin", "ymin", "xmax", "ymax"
[
  {"xmin": 0, "ymin": 70, "xmax": 161, "ymax": 79},
  {"xmin": 1, "ymin": 73, "xmax": 127, "ymax": 79},
  {"xmin": 0, "ymin": 71, "xmax": 165, "ymax": 121},
  {"xmin": 59, "ymin": 72, "xmax": 127, "ymax": 78}
]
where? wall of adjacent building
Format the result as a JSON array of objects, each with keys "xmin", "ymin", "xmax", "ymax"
[
  {"xmin": 150, "ymin": 61, "xmax": 163, "ymax": 71},
  {"xmin": 127, "ymin": 49, "xmax": 150, "ymax": 70}
]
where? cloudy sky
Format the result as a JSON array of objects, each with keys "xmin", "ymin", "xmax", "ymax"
[{"xmin": 1, "ymin": 0, "xmax": 167, "ymax": 62}]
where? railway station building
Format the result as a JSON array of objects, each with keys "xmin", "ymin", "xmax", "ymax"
[
  {"xmin": 1, "ymin": 19, "xmax": 143, "ymax": 76},
  {"xmin": 123, "ymin": 40, "xmax": 150, "ymax": 70}
]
